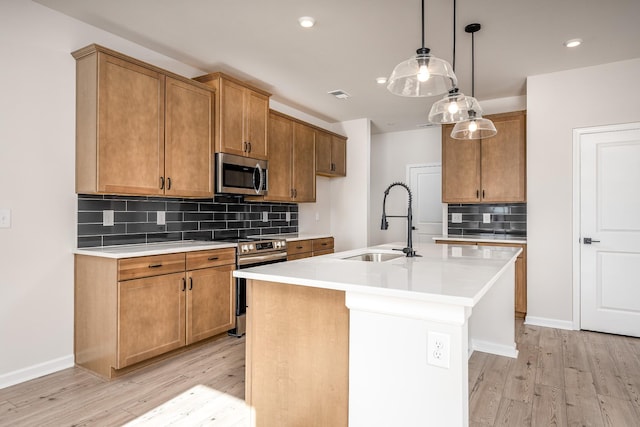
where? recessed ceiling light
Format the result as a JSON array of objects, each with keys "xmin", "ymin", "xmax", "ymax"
[
  {"xmin": 564, "ymin": 38, "xmax": 582, "ymax": 48},
  {"xmin": 298, "ymin": 16, "xmax": 315, "ymax": 28},
  {"xmin": 376, "ymin": 77, "xmax": 388, "ymax": 84}
]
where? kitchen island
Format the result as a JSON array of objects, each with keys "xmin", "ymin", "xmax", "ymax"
[{"xmin": 234, "ymin": 242, "xmax": 521, "ymax": 427}]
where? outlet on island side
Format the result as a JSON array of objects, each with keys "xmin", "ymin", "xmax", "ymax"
[{"xmin": 427, "ymin": 331, "xmax": 450, "ymax": 369}]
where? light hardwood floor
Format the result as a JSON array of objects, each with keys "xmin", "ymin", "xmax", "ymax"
[{"xmin": 1, "ymin": 322, "xmax": 639, "ymax": 426}]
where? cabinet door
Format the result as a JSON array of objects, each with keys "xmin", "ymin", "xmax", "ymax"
[
  {"xmin": 164, "ymin": 77, "xmax": 213, "ymax": 198},
  {"xmin": 331, "ymin": 136, "xmax": 347, "ymax": 176},
  {"xmin": 480, "ymin": 112, "xmax": 526, "ymax": 202},
  {"xmin": 97, "ymin": 53, "xmax": 165, "ymax": 195},
  {"xmin": 265, "ymin": 112, "xmax": 293, "ymax": 201},
  {"xmin": 186, "ymin": 264, "xmax": 235, "ymax": 345},
  {"xmin": 245, "ymin": 90, "xmax": 269, "ymax": 160},
  {"xmin": 117, "ymin": 272, "xmax": 186, "ymax": 368},
  {"xmin": 218, "ymin": 78, "xmax": 246, "ymax": 156},
  {"xmin": 442, "ymin": 124, "xmax": 481, "ymax": 203},
  {"xmin": 292, "ymin": 122, "xmax": 316, "ymax": 202},
  {"xmin": 315, "ymin": 130, "xmax": 333, "ymax": 175}
]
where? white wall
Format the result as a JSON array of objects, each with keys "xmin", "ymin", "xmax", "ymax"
[
  {"xmin": 369, "ymin": 127, "xmax": 442, "ymax": 246},
  {"xmin": 0, "ymin": 0, "xmax": 212, "ymax": 388},
  {"xmin": 298, "ymin": 118, "xmax": 372, "ymax": 252},
  {"xmin": 527, "ymin": 58, "xmax": 640, "ymax": 326}
]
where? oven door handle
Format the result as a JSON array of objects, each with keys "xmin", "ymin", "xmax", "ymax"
[{"xmin": 237, "ymin": 252, "xmax": 287, "ymax": 267}]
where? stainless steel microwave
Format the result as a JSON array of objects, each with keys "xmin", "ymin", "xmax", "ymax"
[{"xmin": 215, "ymin": 153, "xmax": 268, "ymax": 196}]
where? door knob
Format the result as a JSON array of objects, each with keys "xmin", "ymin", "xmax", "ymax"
[{"xmin": 583, "ymin": 237, "xmax": 600, "ymax": 244}]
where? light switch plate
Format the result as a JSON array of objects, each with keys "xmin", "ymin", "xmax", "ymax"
[
  {"xmin": 103, "ymin": 210, "xmax": 114, "ymax": 227},
  {"xmin": 483, "ymin": 213, "xmax": 491, "ymax": 223},
  {"xmin": 157, "ymin": 211, "xmax": 166, "ymax": 225},
  {"xmin": 451, "ymin": 213, "xmax": 462, "ymax": 223},
  {"xmin": 0, "ymin": 209, "xmax": 11, "ymax": 228}
]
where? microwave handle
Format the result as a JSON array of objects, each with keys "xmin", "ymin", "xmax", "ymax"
[{"xmin": 254, "ymin": 162, "xmax": 264, "ymax": 194}]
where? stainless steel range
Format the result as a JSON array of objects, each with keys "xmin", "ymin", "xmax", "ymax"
[{"xmin": 226, "ymin": 237, "xmax": 288, "ymax": 336}]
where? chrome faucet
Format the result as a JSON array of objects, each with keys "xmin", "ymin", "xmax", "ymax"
[{"xmin": 381, "ymin": 182, "xmax": 417, "ymax": 257}]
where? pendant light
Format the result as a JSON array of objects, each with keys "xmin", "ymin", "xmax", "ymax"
[
  {"xmin": 428, "ymin": 0, "xmax": 482, "ymax": 124},
  {"xmin": 387, "ymin": 0, "xmax": 457, "ymax": 97},
  {"xmin": 451, "ymin": 23, "xmax": 497, "ymax": 139}
]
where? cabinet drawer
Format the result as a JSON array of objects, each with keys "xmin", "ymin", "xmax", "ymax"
[
  {"xmin": 312, "ymin": 237, "xmax": 334, "ymax": 252},
  {"xmin": 287, "ymin": 240, "xmax": 312, "ymax": 256},
  {"xmin": 118, "ymin": 253, "xmax": 186, "ymax": 281},
  {"xmin": 186, "ymin": 248, "xmax": 236, "ymax": 270}
]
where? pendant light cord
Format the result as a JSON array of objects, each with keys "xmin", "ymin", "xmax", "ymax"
[
  {"xmin": 421, "ymin": 0, "xmax": 425, "ymax": 49},
  {"xmin": 471, "ymin": 30, "xmax": 475, "ymax": 96},
  {"xmin": 453, "ymin": 0, "xmax": 456, "ymax": 71}
]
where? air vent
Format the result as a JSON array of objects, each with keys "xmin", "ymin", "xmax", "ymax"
[{"xmin": 328, "ymin": 90, "xmax": 351, "ymax": 99}]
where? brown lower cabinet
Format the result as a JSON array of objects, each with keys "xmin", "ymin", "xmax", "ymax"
[
  {"xmin": 75, "ymin": 247, "xmax": 235, "ymax": 379},
  {"xmin": 435, "ymin": 240, "xmax": 527, "ymax": 318},
  {"xmin": 286, "ymin": 237, "xmax": 335, "ymax": 260}
]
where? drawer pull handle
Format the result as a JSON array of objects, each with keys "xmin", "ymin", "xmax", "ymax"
[
  {"xmin": 148, "ymin": 264, "xmax": 163, "ymax": 268},
  {"xmin": 296, "ymin": 246, "xmax": 303, "ymax": 249},
  {"xmin": 181, "ymin": 278, "xmax": 186, "ymax": 292},
  {"xmin": 321, "ymin": 243, "xmax": 328, "ymax": 246},
  {"xmin": 207, "ymin": 256, "xmax": 219, "ymax": 261},
  {"xmin": 189, "ymin": 277, "xmax": 193, "ymax": 290}
]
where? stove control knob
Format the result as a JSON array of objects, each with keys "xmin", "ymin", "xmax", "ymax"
[
  {"xmin": 274, "ymin": 241, "xmax": 280, "ymax": 248},
  {"xmin": 240, "ymin": 244, "xmax": 248, "ymax": 252},
  {"xmin": 249, "ymin": 244, "xmax": 255, "ymax": 250}
]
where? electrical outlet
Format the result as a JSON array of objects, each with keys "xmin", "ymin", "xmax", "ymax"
[
  {"xmin": 427, "ymin": 331, "xmax": 450, "ymax": 368},
  {"xmin": 157, "ymin": 211, "xmax": 166, "ymax": 225},
  {"xmin": 451, "ymin": 213, "xmax": 462, "ymax": 223},
  {"xmin": 0, "ymin": 209, "xmax": 11, "ymax": 228},
  {"xmin": 483, "ymin": 213, "xmax": 491, "ymax": 224},
  {"xmin": 103, "ymin": 210, "xmax": 114, "ymax": 227}
]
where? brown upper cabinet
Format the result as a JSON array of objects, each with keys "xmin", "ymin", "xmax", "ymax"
[
  {"xmin": 194, "ymin": 73, "xmax": 270, "ymax": 160},
  {"xmin": 442, "ymin": 110, "xmax": 526, "ymax": 203},
  {"xmin": 266, "ymin": 110, "xmax": 316, "ymax": 202},
  {"xmin": 72, "ymin": 45, "xmax": 214, "ymax": 198},
  {"xmin": 316, "ymin": 131, "xmax": 347, "ymax": 177}
]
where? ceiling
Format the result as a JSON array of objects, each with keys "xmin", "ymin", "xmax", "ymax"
[{"xmin": 36, "ymin": 0, "xmax": 640, "ymax": 134}]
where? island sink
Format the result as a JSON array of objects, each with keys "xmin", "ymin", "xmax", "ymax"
[{"xmin": 341, "ymin": 252, "xmax": 403, "ymax": 262}]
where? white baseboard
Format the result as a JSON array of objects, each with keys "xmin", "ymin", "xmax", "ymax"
[
  {"xmin": 470, "ymin": 339, "xmax": 519, "ymax": 359},
  {"xmin": 0, "ymin": 355, "xmax": 74, "ymax": 389},
  {"xmin": 524, "ymin": 316, "xmax": 575, "ymax": 330}
]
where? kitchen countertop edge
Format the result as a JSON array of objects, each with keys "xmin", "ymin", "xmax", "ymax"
[
  {"xmin": 73, "ymin": 241, "xmax": 238, "ymax": 259},
  {"xmin": 434, "ymin": 236, "xmax": 527, "ymax": 245}
]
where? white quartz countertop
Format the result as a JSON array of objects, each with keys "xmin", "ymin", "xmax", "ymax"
[
  {"xmin": 74, "ymin": 241, "xmax": 237, "ymax": 259},
  {"xmin": 234, "ymin": 242, "xmax": 521, "ymax": 307},
  {"xmin": 434, "ymin": 235, "xmax": 527, "ymax": 245}
]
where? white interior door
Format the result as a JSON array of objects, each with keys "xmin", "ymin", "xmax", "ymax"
[
  {"xmin": 408, "ymin": 164, "xmax": 442, "ymax": 244},
  {"xmin": 579, "ymin": 124, "xmax": 640, "ymax": 337}
]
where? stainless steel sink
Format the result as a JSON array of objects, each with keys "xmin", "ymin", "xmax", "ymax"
[{"xmin": 342, "ymin": 252, "xmax": 403, "ymax": 262}]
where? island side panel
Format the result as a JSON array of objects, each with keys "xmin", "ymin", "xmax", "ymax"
[
  {"xmin": 246, "ymin": 280, "xmax": 349, "ymax": 427},
  {"xmin": 468, "ymin": 262, "xmax": 518, "ymax": 358}
]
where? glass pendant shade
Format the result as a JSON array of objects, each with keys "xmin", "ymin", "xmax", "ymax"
[
  {"xmin": 428, "ymin": 89, "xmax": 482, "ymax": 124},
  {"xmin": 387, "ymin": 49, "xmax": 457, "ymax": 97},
  {"xmin": 451, "ymin": 111, "xmax": 497, "ymax": 140}
]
